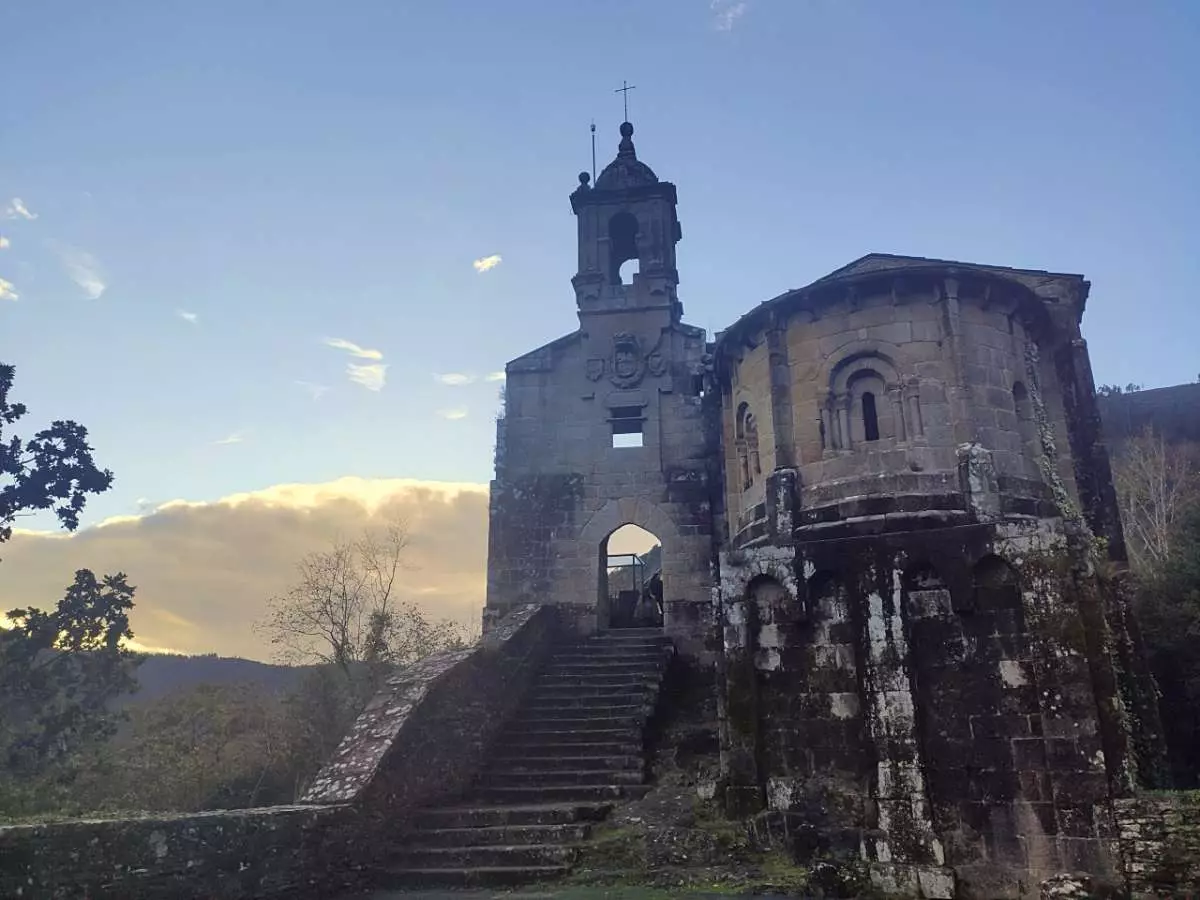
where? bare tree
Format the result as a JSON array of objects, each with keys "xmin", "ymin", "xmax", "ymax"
[
  {"xmin": 258, "ymin": 516, "xmax": 467, "ymax": 682},
  {"xmin": 1112, "ymin": 428, "xmax": 1200, "ymax": 573}
]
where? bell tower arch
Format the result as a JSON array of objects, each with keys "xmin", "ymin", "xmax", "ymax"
[{"xmin": 569, "ymin": 122, "xmax": 683, "ymax": 320}]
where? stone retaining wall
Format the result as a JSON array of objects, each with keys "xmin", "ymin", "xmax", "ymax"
[
  {"xmin": 1116, "ymin": 791, "xmax": 1200, "ymax": 898},
  {"xmin": 0, "ymin": 603, "xmax": 559, "ymax": 899},
  {"xmin": 0, "ymin": 805, "xmax": 360, "ymax": 899}
]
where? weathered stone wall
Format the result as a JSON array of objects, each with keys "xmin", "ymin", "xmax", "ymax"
[
  {"xmin": 1116, "ymin": 791, "xmax": 1200, "ymax": 898},
  {"xmin": 305, "ymin": 603, "xmax": 558, "ymax": 828},
  {"xmin": 719, "ymin": 266, "xmax": 1078, "ymax": 539},
  {"xmin": 1, "ymin": 604, "xmax": 558, "ymax": 899},
  {"xmin": 0, "ymin": 805, "xmax": 360, "ymax": 900},
  {"xmin": 487, "ymin": 320, "xmax": 714, "ymax": 649},
  {"xmin": 715, "ymin": 527, "xmax": 1129, "ymax": 898}
]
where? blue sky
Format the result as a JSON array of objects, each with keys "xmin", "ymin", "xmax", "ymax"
[{"xmin": 4, "ymin": 0, "xmax": 1198, "ymax": 529}]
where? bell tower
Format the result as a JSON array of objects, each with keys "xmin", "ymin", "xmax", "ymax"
[{"xmin": 569, "ymin": 122, "xmax": 683, "ymax": 321}]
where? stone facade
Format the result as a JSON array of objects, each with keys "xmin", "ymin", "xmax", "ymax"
[
  {"xmin": 486, "ymin": 123, "xmax": 716, "ymax": 656},
  {"xmin": 484, "ymin": 122, "xmax": 1165, "ymax": 897}
]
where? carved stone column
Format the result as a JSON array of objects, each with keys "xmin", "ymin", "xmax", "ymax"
[
  {"xmin": 765, "ymin": 314, "xmax": 795, "ymax": 469},
  {"xmin": 888, "ymin": 383, "xmax": 907, "ymax": 442},
  {"xmin": 837, "ymin": 396, "xmax": 852, "ymax": 451},
  {"xmin": 904, "ymin": 377, "xmax": 924, "ymax": 440}
]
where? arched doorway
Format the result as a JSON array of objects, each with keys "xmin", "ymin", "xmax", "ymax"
[{"xmin": 600, "ymin": 523, "xmax": 663, "ymax": 629}]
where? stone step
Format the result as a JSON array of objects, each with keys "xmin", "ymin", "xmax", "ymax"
[
  {"xmin": 390, "ymin": 842, "xmax": 575, "ymax": 870},
  {"xmin": 593, "ymin": 628, "xmax": 667, "ymax": 639},
  {"xmin": 551, "ymin": 647, "xmax": 669, "ymax": 661},
  {"xmin": 492, "ymin": 753, "xmax": 643, "ymax": 773},
  {"xmin": 414, "ymin": 802, "xmax": 611, "ymax": 830},
  {"xmin": 531, "ymin": 682, "xmax": 657, "ymax": 700},
  {"xmin": 513, "ymin": 715, "xmax": 645, "ymax": 734},
  {"xmin": 406, "ymin": 823, "xmax": 592, "ymax": 849},
  {"xmin": 523, "ymin": 702, "xmax": 651, "ymax": 720},
  {"xmin": 375, "ymin": 865, "xmax": 570, "ymax": 889},
  {"xmin": 535, "ymin": 673, "xmax": 661, "ymax": 689},
  {"xmin": 481, "ymin": 768, "xmax": 645, "ymax": 787},
  {"xmin": 499, "ymin": 739, "xmax": 643, "ymax": 757},
  {"xmin": 474, "ymin": 783, "xmax": 652, "ymax": 805},
  {"xmin": 545, "ymin": 661, "xmax": 665, "ymax": 677},
  {"xmin": 504, "ymin": 725, "xmax": 641, "ymax": 744}
]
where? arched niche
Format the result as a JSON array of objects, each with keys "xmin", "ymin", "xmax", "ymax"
[
  {"xmin": 822, "ymin": 346, "xmax": 919, "ymax": 452},
  {"xmin": 735, "ymin": 401, "xmax": 762, "ymax": 490}
]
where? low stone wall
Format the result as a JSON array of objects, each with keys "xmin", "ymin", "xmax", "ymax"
[
  {"xmin": 1116, "ymin": 791, "xmax": 1200, "ymax": 898},
  {"xmin": 0, "ymin": 805, "xmax": 360, "ymax": 899},
  {"xmin": 0, "ymin": 603, "xmax": 559, "ymax": 899}
]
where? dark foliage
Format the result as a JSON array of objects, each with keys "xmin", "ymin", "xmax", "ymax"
[{"xmin": 0, "ymin": 363, "xmax": 113, "ymax": 554}]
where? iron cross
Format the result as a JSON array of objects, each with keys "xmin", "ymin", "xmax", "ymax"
[{"xmin": 614, "ymin": 80, "xmax": 637, "ymax": 121}]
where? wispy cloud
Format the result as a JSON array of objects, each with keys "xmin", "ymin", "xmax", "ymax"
[
  {"xmin": 485, "ymin": 370, "xmax": 505, "ymax": 382},
  {"xmin": 58, "ymin": 245, "xmax": 106, "ymax": 299},
  {"xmin": 711, "ymin": 0, "xmax": 748, "ymax": 31},
  {"xmin": 177, "ymin": 309, "xmax": 198, "ymax": 324},
  {"xmin": 436, "ymin": 372, "xmax": 476, "ymax": 386},
  {"xmin": 296, "ymin": 380, "xmax": 331, "ymax": 401},
  {"xmin": 0, "ymin": 236, "xmax": 9, "ymax": 250},
  {"xmin": 348, "ymin": 362, "xmax": 388, "ymax": 392},
  {"xmin": 324, "ymin": 337, "xmax": 383, "ymax": 360},
  {"xmin": 0, "ymin": 277, "xmax": 17, "ymax": 301},
  {"xmin": 2, "ymin": 198, "xmax": 37, "ymax": 221},
  {"xmin": 437, "ymin": 407, "xmax": 469, "ymax": 421},
  {"xmin": 212, "ymin": 432, "xmax": 244, "ymax": 446},
  {"xmin": 473, "ymin": 254, "xmax": 502, "ymax": 273}
]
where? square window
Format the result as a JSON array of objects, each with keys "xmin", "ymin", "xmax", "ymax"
[{"xmin": 609, "ymin": 405, "xmax": 644, "ymax": 449}]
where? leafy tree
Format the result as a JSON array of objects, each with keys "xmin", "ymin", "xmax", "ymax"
[
  {"xmin": 0, "ymin": 363, "xmax": 113, "ymax": 555},
  {"xmin": 0, "ymin": 570, "xmax": 141, "ymax": 815},
  {"xmin": 1096, "ymin": 382, "xmax": 1145, "ymax": 397}
]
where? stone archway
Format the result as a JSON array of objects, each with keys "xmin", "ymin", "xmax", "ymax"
[{"xmin": 580, "ymin": 498, "xmax": 679, "ymax": 631}]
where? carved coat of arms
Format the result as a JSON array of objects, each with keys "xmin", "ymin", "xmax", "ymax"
[{"xmin": 609, "ymin": 332, "xmax": 645, "ymax": 389}]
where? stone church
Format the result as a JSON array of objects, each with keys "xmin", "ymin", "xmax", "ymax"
[{"xmin": 484, "ymin": 121, "xmax": 1164, "ymax": 896}]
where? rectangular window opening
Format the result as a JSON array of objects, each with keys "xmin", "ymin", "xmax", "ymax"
[{"xmin": 610, "ymin": 405, "xmax": 644, "ymax": 449}]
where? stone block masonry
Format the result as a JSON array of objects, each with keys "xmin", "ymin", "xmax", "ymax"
[
  {"xmin": 1116, "ymin": 791, "xmax": 1200, "ymax": 898},
  {"xmin": 0, "ymin": 805, "xmax": 360, "ymax": 899}
]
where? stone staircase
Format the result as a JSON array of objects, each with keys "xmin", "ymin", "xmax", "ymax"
[{"xmin": 375, "ymin": 628, "xmax": 673, "ymax": 888}]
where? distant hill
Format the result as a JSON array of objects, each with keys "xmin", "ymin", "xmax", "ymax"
[{"xmin": 121, "ymin": 653, "xmax": 310, "ymax": 707}]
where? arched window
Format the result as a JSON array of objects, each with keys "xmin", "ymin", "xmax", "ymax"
[
  {"xmin": 862, "ymin": 391, "xmax": 879, "ymax": 442},
  {"xmin": 735, "ymin": 402, "xmax": 760, "ymax": 490},
  {"xmin": 846, "ymin": 369, "xmax": 890, "ymax": 445},
  {"xmin": 608, "ymin": 211, "xmax": 639, "ymax": 284},
  {"xmin": 746, "ymin": 412, "xmax": 761, "ymax": 477}
]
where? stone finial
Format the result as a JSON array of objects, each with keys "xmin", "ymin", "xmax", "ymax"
[{"xmin": 618, "ymin": 121, "xmax": 636, "ymax": 157}]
